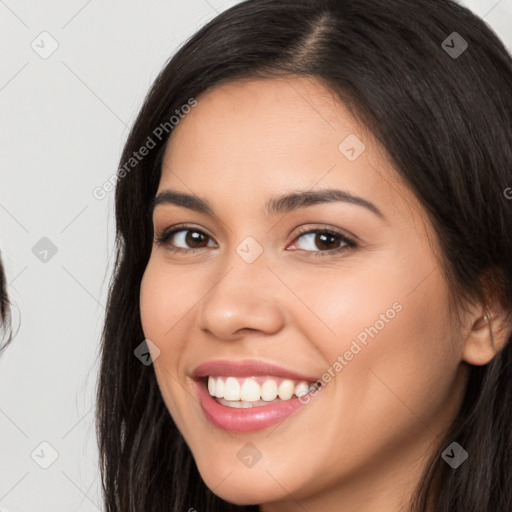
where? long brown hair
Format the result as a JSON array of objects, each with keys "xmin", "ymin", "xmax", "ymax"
[{"xmin": 97, "ymin": 1, "xmax": 512, "ymax": 510}]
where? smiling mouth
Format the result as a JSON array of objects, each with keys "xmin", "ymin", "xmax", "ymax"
[
  {"xmin": 194, "ymin": 374, "xmax": 320, "ymax": 433},
  {"xmin": 202, "ymin": 375, "xmax": 316, "ymax": 408}
]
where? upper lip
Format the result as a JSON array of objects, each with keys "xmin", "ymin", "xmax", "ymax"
[{"xmin": 191, "ymin": 359, "xmax": 318, "ymax": 383}]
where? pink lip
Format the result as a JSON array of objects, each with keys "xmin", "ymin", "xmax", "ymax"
[
  {"xmin": 194, "ymin": 379, "xmax": 314, "ymax": 433},
  {"xmin": 191, "ymin": 359, "xmax": 319, "ymax": 382},
  {"xmin": 191, "ymin": 360, "xmax": 319, "ymax": 432}
]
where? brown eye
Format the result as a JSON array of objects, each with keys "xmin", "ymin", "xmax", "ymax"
[
  {"xmin": 313, "ymin": 232, "xmax": 341, "ymax": 250},
  {"xmin": 156, "ymin": 227, "xmax": 216, "ymax": 251},
  {"xmin": 182, "ymin": 230, "xmax": 209, "ymax": 248},
  {"xmin": 288, "ymin": 228, "xmax": 356, "ymax": 256}
]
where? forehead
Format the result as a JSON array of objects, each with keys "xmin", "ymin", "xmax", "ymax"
[
  {"xmin": 164, "ymin": 77, "xmax": 360, "ymax": 171},
  {"xmin": 158, "ymin": 76, "xmax": 418, "ymax": 226}
]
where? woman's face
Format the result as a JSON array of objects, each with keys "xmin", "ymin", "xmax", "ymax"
[{"xmin": 140, "ymin": 77, "xmax": 469, "ymax": 510}]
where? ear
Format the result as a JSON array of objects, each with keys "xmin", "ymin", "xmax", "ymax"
[{"xmin": 462, "ymin": 301, "xmax": 511, "ymax": 366}]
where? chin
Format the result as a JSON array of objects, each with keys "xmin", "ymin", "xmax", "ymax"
[{"xmin": 197, "ymin": 465, "xmax": 286, "ymax": 506}]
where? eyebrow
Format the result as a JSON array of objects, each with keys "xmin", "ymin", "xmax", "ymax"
[{"xmin": 151, "ymin": 188, "xmax": 385, "ymax": 219}]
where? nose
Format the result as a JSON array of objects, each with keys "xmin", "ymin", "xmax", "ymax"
[{"xmin": 195, "ymin": 247, "xmax": 286, "ymax": 341}]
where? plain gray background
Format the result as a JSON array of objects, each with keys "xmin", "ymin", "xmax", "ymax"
[{"xmin": 1, "ymin": 1, "xmax": 511, "ymax": 510}]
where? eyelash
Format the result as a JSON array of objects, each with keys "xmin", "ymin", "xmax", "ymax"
[{"xmin": 155, "ymin": 223, "xmax": 357, "ymax": 258}]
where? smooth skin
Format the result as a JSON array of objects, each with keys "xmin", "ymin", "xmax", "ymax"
[{"xmin": 139, "ymin": 76, "xmax": 507, "ymax": 512}]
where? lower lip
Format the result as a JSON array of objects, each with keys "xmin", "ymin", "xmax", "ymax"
[{"xmin": 195, "ymin": 379, "xmax": 313, "ymax": 433}]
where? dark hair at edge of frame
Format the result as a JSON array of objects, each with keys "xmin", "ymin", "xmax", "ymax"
[
  {"xmin": 0, "ymin": 255, "xmax": 12, "ymax": 352},
  {"xmin": 96, "ymin": 0, "xmax": 512, "ymax": 510}
]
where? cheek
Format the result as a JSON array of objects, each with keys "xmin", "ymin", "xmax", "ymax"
[
  {"xmin": 298, "ymin": 250, "xmax": 459, "ymax": 443},
  {"xmin": 139, "ymin": 259, "xmax": 189, "ymax": 380},
  {"xmin": 337, "ymin": 272, "xmax": 458, "ymax": 445},
  {"xmin": 140, "ymin": 263, "xmax": 166, "ymax": 337},
  {"xmin": 139, "ymin": 257, "xmax": 195, "ymax": 339},
  {"xmin": 139, "ymin": 259, "xmax": 193, "ymax": 430}
]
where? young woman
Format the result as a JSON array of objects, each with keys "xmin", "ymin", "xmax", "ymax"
[{"xmin": 96, "ymin": 1, "xmax": 512, "ymax": 510}]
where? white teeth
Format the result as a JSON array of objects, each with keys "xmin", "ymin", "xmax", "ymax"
[
  {"xmin": 278, "ymin": 380, "xmax": 294, "ymax": 400},
  {"xmin": 241, "ymin": 378, "xmax": 261, "ymax": 401},
  {"xmin": 294, "ymin": 381, "xmax": 310, "ymax": 398},
  {"xmin": 261, "ymin": 379, "xmax": 278, "ymax": 401},
  {"xmin": 208, "ymin": 377, "xmax": 216, "ymax": 396},
  {"xmin": 214, "ymin": 377, "xmax": 224, "ymax": 398},
  {"xmin": 206, "ymin": 376, "xmax": 312, "ymax": 403},
  {"xmin": 218, "ymin": 399, "xmax": 253, "ymax": 408},
  {"xmin": 217, "ymin": 397, "xmax": 273, "ymax": 408},
  {"xmin": 224, "ymin": 377, "xmax": 240, "ymax": 400}
]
